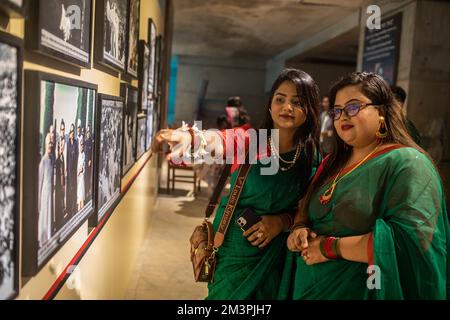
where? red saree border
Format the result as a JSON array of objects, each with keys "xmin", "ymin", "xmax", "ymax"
[
  {"xmin": 367, "ymin": 232, "xmax": 374, "ymax": 267},
  {"xmin": 320, "ymin": 144, "xmax": 405, "ymax": 188}
]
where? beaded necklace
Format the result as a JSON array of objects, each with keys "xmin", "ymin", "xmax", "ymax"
[{"xmin": 269, "ymin": 137, "xmax": 302, "ymax": 172}]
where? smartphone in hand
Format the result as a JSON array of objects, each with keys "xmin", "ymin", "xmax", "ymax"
[{"xmin": 236, "ymin": 208, "xmax": 262, "ymax": 232}]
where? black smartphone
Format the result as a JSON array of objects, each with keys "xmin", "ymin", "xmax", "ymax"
[{"xmin": 236, "ymin": 208, "xmax": 262, "ymax": 231}]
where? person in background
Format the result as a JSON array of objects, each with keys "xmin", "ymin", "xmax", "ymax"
[
  {"xmin": 225, "ymin": 96, "xmax": 251, "ymax": 130},
  {"xmin": 319, "ymin": 95, "xmax": 333, "ymax": 155},
  {"xmin": 390, "ymin": 85, "xmax": 422, "ymax": 147},
  {"xmin": 217, "ymin": 114, "xmax": 231, "ymax": 130}
]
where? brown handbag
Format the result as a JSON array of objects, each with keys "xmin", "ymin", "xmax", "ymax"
[{"xmin": 190, "ymin": 161, "xmax": 251, "ymax": 283}]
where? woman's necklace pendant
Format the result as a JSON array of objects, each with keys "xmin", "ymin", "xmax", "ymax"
[{"xmin": 319, "ymin": 182, "xmax": 335, "ymax": 205}]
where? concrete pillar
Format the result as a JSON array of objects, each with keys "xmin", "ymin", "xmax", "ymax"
[{"xmin": 358, "ymin": 0, "xmax": 450, "ymax": 198}]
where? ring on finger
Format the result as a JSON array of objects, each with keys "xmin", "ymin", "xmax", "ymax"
[{"xmin": 256, "ymin": 232, "xmax": 264, "ymax": 238}]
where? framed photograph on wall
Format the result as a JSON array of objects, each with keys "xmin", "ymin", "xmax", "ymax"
[
  {"xmin": 91, "ymin": 94, "xmax": 123, "ymax": 226},
  {"xmin": 25, "ymin": 0, "xmax": 92, "ymax": 68},
  {"xmin": 136, "ymin": 113, "xmax": 146, "ymax": 160},
  {"xmin": 137, "ymin": 40, "xmax": 149, "ymax": 112},
  {"xmin": 120, "ymin": 83, "xmax": 137, "ymax": 176},
  {"xmin": 153, "ymin": 35, "xmax": 161, "ymax": 99},
  {"xmin": 94, "ymin": 0, "xmax": 128, "ymax": 73},
  {"xmin": 22, "ymin": 71, "xmax": 97, "ymax": 276},
  {"xmin": 147, "ymin": 18, "xmax": 156, "ymax": 100},
  {"xmin": 0, "ymin": 0, "xmax": 27, "ymax": 18},
  {"xmin": 0, "ymin": 31, "xmax": 22, "ymax": 300},
  {"xmin": 146, "ymin": 101, "xmax": 154, "ymax": 152},
  {"xmin": 125, "ymin": 0, "xmax": 140, "ymax": 79}
]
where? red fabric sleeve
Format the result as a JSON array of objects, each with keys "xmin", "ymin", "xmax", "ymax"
[{"xmin": 220, "ymin": 125, "xmax": 253, "ymax": 174}]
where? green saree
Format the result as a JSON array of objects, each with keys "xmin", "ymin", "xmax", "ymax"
[
  {"xmin": 282, "ymin": 146, "xmax": 449, "ymax": 299},
  {"xmin": 206, "ymin": 148, "xmax": 317, "ymax": 300}
]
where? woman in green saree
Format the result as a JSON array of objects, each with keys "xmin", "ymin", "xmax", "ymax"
[
  {"xmin": 285, "ymin": 72, "xmax": 449, "ymax": 299},
  {"xmin": 152, "ymin": 69, "xmax": 321, "ymax": 299}
]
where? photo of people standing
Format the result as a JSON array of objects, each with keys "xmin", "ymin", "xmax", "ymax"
[
  {"xmin": 38, "ymin": 81, "xmax": 96, "ymax": 250},
  {"xmin": 97, "ymin": 97, "xmax": 123, "ymax": 221},
  {"xmin": 103, "ymin": 0, "xmax": 127, "ymax": 69}
]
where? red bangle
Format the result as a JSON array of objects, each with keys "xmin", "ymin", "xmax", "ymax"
[{"xmin": 320, "ymin": 237, "xmax": 341, "ymax": 259}]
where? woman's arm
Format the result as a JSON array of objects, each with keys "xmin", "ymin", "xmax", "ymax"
[
  {"xmin": 287, "ymin": 199, "xmax": 317, "ymax": 252},
  {"xmin": 300, "ymin": 232, "xmax": 372, "ymax": 265},
  {"xmin": 338, "ymin": 233, "xmax": 372, "ymax": 263},
  {"xmin": 151, "ymin": 127, "xmax": 224, "ymax": 159}
]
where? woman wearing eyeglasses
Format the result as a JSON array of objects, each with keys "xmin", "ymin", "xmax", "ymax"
[{"xmin": 283, "ymin": 72, "xmax": 449, "ymax": 299}]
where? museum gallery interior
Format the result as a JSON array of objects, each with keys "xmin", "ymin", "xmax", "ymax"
[{"xmin": 1, "ymin": 0, "xmax": 449, "ymax": 301}]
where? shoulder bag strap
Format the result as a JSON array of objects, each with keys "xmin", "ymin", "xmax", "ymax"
[
  {"xmin": 213, "ymin": 161, "xmax": 251, "ymax": 248},
  {"xmin": 204, "ymin": 164, "xmax": 232, "ymax": 218}
]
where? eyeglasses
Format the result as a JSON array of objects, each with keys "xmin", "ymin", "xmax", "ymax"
[{"xmin": 328, "ymin": 101, "xmax": 380, "ymax": 121}]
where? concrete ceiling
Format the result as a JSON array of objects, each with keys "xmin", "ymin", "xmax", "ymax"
[
  {"xmin": 172, "ymin": 0, "xmax": 363, "ymax": 59},
  {"xmin": 287, "ymin": 26, "xmax": 360, "ymax": 64}
]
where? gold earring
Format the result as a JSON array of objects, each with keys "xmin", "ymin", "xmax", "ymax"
[{"xmin": 375, "ymin": 116, "xmax": 388, "ymax": 142}]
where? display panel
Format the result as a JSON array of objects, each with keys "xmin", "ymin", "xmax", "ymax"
[
  {"xmin": 0, "ymin": 0, "xmax": 27, "ymax": 18},
  {"xmin": 120, "ymin": 83, "xmax": 137, "ymax": 175},
  {"xmin": 137, "ymin": 40, "xmax": 149, "ymax": 112},
  {"xmin": 136, "ymin": 113, "xmax": 146, "ymax": 160},
  {"xmin": 94, "ymin": 0, "xmax": 128, "ymax": 72},
  {"xmin": 147, "ymin": 19, "xmax": 156, "ymax": 100},
  {"xmin": 25, "ymin": 0, "xmax": 92, "ymax": 68},
  {"xmin": 125, "ymin": 0, "xmax": 140, "ymax": 79},
  {"xmin": 95, "ymin": 94, "xmax": 123, "ymax": 223},
  {"xmin": 23, "ymin": 71, "xmax": 97, "ymax": 276},
  {"xmin": 0, "ymin": 31, "xmax": 22, "ymax": 300}
]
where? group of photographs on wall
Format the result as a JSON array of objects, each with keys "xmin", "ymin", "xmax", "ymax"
[{"xmin": 0, "ymin": 0, "xmax": 165, "ymax": 300}]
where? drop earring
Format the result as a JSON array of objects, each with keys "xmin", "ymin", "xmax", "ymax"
[{"xmin": 375, "ymin": 116, "xmax": 388, "ymax": 143}]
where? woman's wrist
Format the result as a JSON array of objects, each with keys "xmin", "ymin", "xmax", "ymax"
[
  {"xmin": 319, "ymin": 236, "xmax": 342, "ymax": 260},
  {"xmin": 279, "ymin": 213, "xmax": 294, "ymax": 232},
  {"xmin": 289, "ymin": 221, "xmax": 309, "ymax": 233}
]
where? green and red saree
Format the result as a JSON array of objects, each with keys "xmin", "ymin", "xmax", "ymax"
[
  {"xmin": 281, "ymin": 146, "xmax": 449, "ymax": 299},
  {"xmin": 206, "ymin": 146, "xmax": 316, "ymax": 300}
]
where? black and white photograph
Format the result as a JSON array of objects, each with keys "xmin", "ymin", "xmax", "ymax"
[
  {"xmin": 0, "ymin": 32, "xmax": 22, "ymax": 300},
  {"xmin": 138, "ymin": 40, "xmax": 149, "ymax": 112},
  {"xmin": 136, "ymin": 113, "xmax": 146, "ymax": 160},
  {"xmin": 25, "ymin": 0, "xmax": 92, "ymax": 68},
  {"xmin": 146, "ymin": 101, "xmax": 154, "ymax": 151},
  {"xmin": 126, "ymin": 0, "xmax": 140, "ymax": 79},
  {"xmin": 147, "ymin": 18, "xmax": 156, "ymax": 100},
  {"xmin": 95, "ymin": 0, "xmax": 128, "ymax": 72},
  {"xmin": 0, "ymin": 0, "xmax": 27, "ymax": 18},
  {"xmin": 96, "ymin": 95, "xmax": 123, "ymax": 223},
  {"xmin": 153, "ymin": 35, "xmax": 161, "ymax": 99},
  {"xmin": 120, "ymin": 83, "xmax": 137, "ymax": 175},
  {"xmin": 23, "ymin": 71, "xmax": 97, "ymax": 276}
]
